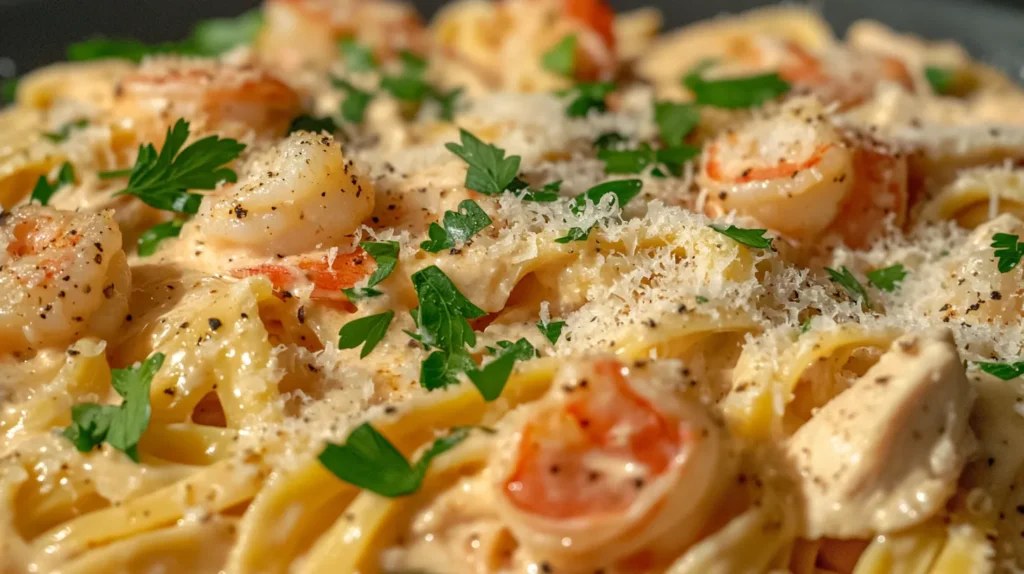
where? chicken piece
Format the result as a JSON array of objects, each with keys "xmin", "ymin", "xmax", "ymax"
[{"xmin": 786, "ymin": 329, "xmax": 976, "ymax": 539}]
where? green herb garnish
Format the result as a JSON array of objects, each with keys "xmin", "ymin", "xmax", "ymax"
[
  {"xmin": 342, "ymin": 240, "xmax": 400, "ymax": 300},
  {"xmin": 420, "ymin": 200, "xmax": 492, "ymax": 253},
  {"xmin": 30, "ymin": 162, "xmax": 75, "ymax": 206},
  {"xmin": 318, "ymin": 424, "xmax": 471, "ymax": 497},
  {"xmin": 288, "ymin": 114, "xmax": 339, "ymax": 135},
  {"xmin": 710, "ymin": 224, "xmax": 773, "ymax": 249},
  {"xmin": 654, "ymin": 101, "xmax": 700, "ymax": 146},
  {"xmin": 106, "ymin": 118, "xmax": 245, "ymax": 214},
  {"xmin": 825, "ymin": 266, "xmax": 871, "ymax": 309},
  {"xmin": 331, "ymin": 77, "xmax": 375, "ymax": 124},
  {"xmin": 338, "ymin": 311, "xmax": 395, "ymax": 358},
  {"xmin": 339, "ymin": 38, "xmax": 378, "ymax": 72},
  {"xmin": 542, "ymin": 35, "xmax": 577, "ymax": 78},
  {"xmin": 137, "ymin": 219, "xmax": 184, "ymax": 257},
  {"xmin": 866, "ymin": 264, "xmax": 907, "ymax": 292},
  {"xmin": 924, "ymin": 66, "xmax": 956, "ymax": 95},
  {"xmin": 487, "ymin": 338, "xmax": 538, "ymax": 360},
  {"xmin": 976, "ymin": 361, "xmax": 1024, "ymax": 381},
  {"xmin": 992, "ymin": 233, "xmax": 1024, "ymax": 273},
  {"xmin": 63, "ymin": 352, "xmax": 164, "ymax": 461},
  {"xmin": 684, "ymin": 66, "xmax": 790, "ymax": 109},
  {"xmin": 1, "ymin": 77, "xmax": 17, "ymax": 104},
  {"xmin": 598, "ymin": 144, "xmax": 699, "ymax": 175},
  {"xmin": 565, "ymin": 82, "xmax": 615, "ymax": 117},
  {"xmin": 43, "ymin": 119, "xmax": 89, "ymax": 143},
  {"xmin": 571, "ymin": 179, "xmax": 643, "ymax": 212},
  {"xmin": 537, "ymin": 320, "xmax": 565, "ymax": 344},
  {"xmin": 446, "ymin": 129, "xmax": 521, "ymax": 195}
]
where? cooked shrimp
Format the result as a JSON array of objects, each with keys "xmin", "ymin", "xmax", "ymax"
[
  {"xmin": 113, "ymin": 57, "xmax": 301, "ymax": 143},
  {"xmin": 777, "ymin": 42, "xmax": 914, "ymax": 109},
  {"xmin": 0, "ymin": 206, "xmax": 131, "ymax": 354},
  {"xmin": 190, "ymin": 131, "xmax": 375, "ymax": 257},
  {"xmin": 231, "ymin": 246, "xmax": 374, "ymax": 302},
  {"xmin": 494, "ymin": 358, "xmax": 734, "ymax": 571},
  {"xmin": 257, "ymin": 0, "xmax": 426, "ymax": 72},
  {"xmin": 699, "ymin": 96, "xmax": 908, "ymax": 248}
]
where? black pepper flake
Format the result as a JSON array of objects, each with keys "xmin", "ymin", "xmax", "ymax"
[
  {"xmin": 67, "ymin": 349, "xmax": 80, "ymax": 356},
  {"xmin": 991, "ymin": 291, "xmax": 1002, "ymax": 300},
  {"xmin": 94, "ymin": 253, "xmax": 102, "ymax": 264},
  {"xmin": 297, "ymin": 306, "xmax": 306, "ymax": 324},
  {"xmin": 163, "ymin": 388, "xmax": 176, "ymax": 396},
  {"xmin": 125, "ymin": 314, "xmax": 133, "ymax": 321},
  {"xmin": 208, "ymin": 318, "xmax": 223, "ymax": 331},
  {"xmin": 233, "ymin": 204, "xmax": 249, "ymax": 219},
  {"xmin": 102, "ymin": 284, "xmax": 115, "ymax": 298}
]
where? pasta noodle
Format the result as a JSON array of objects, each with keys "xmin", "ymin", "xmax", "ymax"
[{"xmin": 1, "ymin": 0, "xmax": 1023, "ymax": 572}]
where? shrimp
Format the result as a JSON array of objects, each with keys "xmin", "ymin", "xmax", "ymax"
[
  {"xmin": 494, "ymin": 358, "xmax": 734, "ymax": 571},
  {"xmin": 113, "ymin": 57, "xmax": 301, "ymax": 143},
  {"xmin": 776, "ymin": 42, "xmax": 914, "ymax": 109},
  {"xmin": 0, "ymin": 206, "xmax": 131, "ymax": 355},
  {"xmin": 190, "ymin": 131, "xmax": 375, "ymax": 257},
  {"xmin": 257, "ymin": 0, "xmax": 426, "ymax": 72},
  {"xmin": 699, "ymin": 96, "xmax": 908, "ymax": 248},
  {"xmin": 231, "ymin": 247, "xmax": 374, "ymax": 302}
]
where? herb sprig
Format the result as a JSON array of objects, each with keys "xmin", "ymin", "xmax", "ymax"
[
  {"xmin": 866, "ymin": 264, "xmax": 907, "ymax": 292},
  {"xmin": 343, "ymin": 241, "xmax": 401, "ymax": 300},
  {"xmin": 992, "ymin": 233, "xmax": 1024, "ymax": 273},
  {"xmin": 420, "ymin": 200, "xmax": 492, "ymax": 253},
  {"xmin": 710, "ymin": 224, "xmax": 773, "ymax": 250},
  {"xmin": 976, "ymin": 361, "xmax": 1024, "ymax": 381},
  {"xmin": 30, "ymin": 162, "xmax": 75, "ymax": 206},
  {"xmin": 825, "ymin": 266, "xmax": 871, "ymax": 309}
]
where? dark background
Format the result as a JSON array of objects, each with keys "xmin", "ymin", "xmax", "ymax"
[{"xmin": 1, "ymin": 0, "xmax": 1022, "ymax": 81}]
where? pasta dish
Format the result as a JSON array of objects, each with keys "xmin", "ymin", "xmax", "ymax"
[{"xmin": 3, "ymin": 0, "xmax": 1024, "ymax": 572}]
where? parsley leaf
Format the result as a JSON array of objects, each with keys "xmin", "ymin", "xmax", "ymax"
[
  {"xmin": 695, "ymin": 295, "xmax": 709, "ymax": 304},
  {"xmin": 446, "ymin": 129, "xmax": 521, "ymax": 195},
  {"xmin": 537, "ymin": 320, "xmax": 565, "ymax": 344},
  {"xmin": 799, "ymin": 317, "xmax": 812, "ymax": 334},
  {"xmin": 380, "ymin": 75, "xmax": 431, "ymax": 102},
  {"xmin": 571, "ymin": 179, "xmax": 643, "ymax": 212},
  {"xmin": 975, "ymin": 361, "xmax": 1024, "ymax": 381},
  {"xmin": 421, "ymin": 347, "xmax": 477, "ymax": 390},
  {"xmin": 710, "ymin": 224, "xmax": 773, "ymax": 250},
  {"xmin": 866, "ymin": 264, "xmax": 907, "ymax": 292},
  {"xmin": 411, "ymin": 266, "xmax": 485, "ymax": 353},
  {"xmin": 654, "ymin": 102, "xmax": 700, "ymax": 146},
  {"xmin": 554, "ymin": 226, "xmax": 593, "ymax": 244},
  {"xmin": 992, "ymin": 233, "xmax": 1024, "ymax": 273},
  {"xmin": 331, "ymin": 77, "xmax": 375, "ymax": 124},
  {"xmin": 487, "ymin": 338, "xmax": 538, "ymax": 360},
  {"xmin": 420, "ymin": 200, "xmax": 492, "ymax": 253},
  {"xmin": 924, "ymin": 66, "xmax": 955, "ymax": 95},
  {"xmin": 137, "ymin": 219, "xmax": 184, "ymax": 257},
  {"xmin": 1, "ymin": 77, "xmax": 17, "ymax": 105},
  {"xmin": 518, "ymin": 180, "xmax": 562, "ymax": 202},
  {"xmin": 68, "ymin": 38, "xmax": 190, "ymax": 62},
  {"xmin": 63, "ymin": 352, "xmax": 164, "ymax": 461},
  {"xmin": 598, "ymin": 144, "xmax": 699, "ymax": 175},
  {"xmin": 338, "ymin": 311, "xmax": 395, "ymax": 358},
  {"xmin": 593, "ymin": 131, "xmax": 627, "ymax": 150},
  {"xmin": 433, "ymin": 87, "xmax": 463, "ymax": 121},
  {"xmin": 565, "ymin": 82, "xmax": 615, "ymax": 117},
  {"xmin": 43, "ymin": 119, "xmax": 89, "ymax": 143},
  {"xmin": 318, "ymin": 423, "xmax": 471, "ymax": 497},
  {"xmin": 110, "ymin": 119, "xmax": 245, "ymax": 214},
  {"xmin": 466, "ymin": 352, "xmax": 518, "ymax": 401},
  {"xmin": 190, "ymin": 10, "xmax": 263, "ymax": 55},
  {"xmin": 339, "ymin": 38, "xmax": 377, "ymax": 72},
  {"xmin": 825, "ymin": 266, "xmax": 871, "ymax": 309},
  {"xmin": 542, "ymin": 35, "xmax": 576, "ymax": 77},
  {"xmin": 30, "ymin": 162, "xmax": 75, "ymax": 206},
  {"xmin": 288, "ymin": 114, "xmax": 339, "ymax": 135},
  {"xmin": 685, "ymin": 67, "xmax": 791, "ymax": 109},
  {"xmin": 358, "ymin": 241, "xmax": 401, "ymax": 290}
]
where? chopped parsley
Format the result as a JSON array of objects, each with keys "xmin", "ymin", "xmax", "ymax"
[
  {"xmin": 338, "ymin": 311, "xmax": 395, "ymax": 358},
  {"xmin": 565, "ymin": 82, "xmax": 615, "ymax": 117},
  {"xmin": 68, "ymin": 38, "xmax": 187, "ymax": 62},
  {"xmin": 189, "ymin": 10, "xmax": 264, "ymax": 55},
  {"xmin": 342, "ymin": 240, "xmax": 400, "ymax": 300},
  {"xmin": 331, "ymin": 78, "xmax": 375, "ymax": 124},
  {"xmin": 825, "ymin": 266, "xmax": 871, "ymax": 309},
  {"xmin": 466, "ymin": 352, "xmax": 519, "ymax": 401},
  {"xmin": 709, "ymin": 224, "xmax": 773, "ymax": 249},
  {"xmin": 63, "ymin": 352, "xmax": 164, "ymax": 461},
  {"xmin": 318, "ymin": 423, "xmax": 471, "ymax": 497},
  {"xmin": 446, "ymin": 129, "xmax": 521, "ymax": 195},
  {"xmin": 654, "ymin": 101, "xmax": 700, "ymax": 146},
  {"xmin": 571, "ymin": 179, "xmax": 643, "ymax": 213},
  {"xmin": 105, "ymin": 119, "xmax": 245, "ymax": 214},
  {"xmin": 487, "ymin": 338, "xmax": 538, "ymax": 360},
  {"xmin": 537, "ymin": 320, "xmax": 565, "ymax": 344},
  {"xmin": 684, "ymin": 64, "xmax": 790, "ymax": 109},
  {"xmin": 695, "ymin": 295, "xmax": 709, "ymax": 304},
  {"xmin": 420, "ymin": 200, "xmax": 492, "ymax": 253},
  {"xmin": 1, "ymin": 77, "xmax": 17, "ymax": 104},
  {"xmin": 30, "ymin": 162, "xmax": 75, "ymax": 206},
  {"xmin": 976, "ymin": 361, "xmax": 1024, "ymax": 381},
  {"xmin": 339, "ymin": 38, "xmax": 378, "ymax": 72},
  {"xmin": 924, "ymin": 66, "xmax": 956, "ymax": 95},
  {"xmin": 288, "ymin": 114, "xmax": 339, "ymax": 135},
  {"xmin": 542, "ymin": 35, "xmax": 577, "ymax": 77},
  {"xmin": 137, "ymin": 219, "xmax": 185, "ymax": 257},
  {"xmin": 379, "ymin": 52, "xmax": 461, "ymax": 120},
  {"xmin": 799, "ymin": 317, "xmax": 812, "ymax": 334},
  {"xmin": 866, "ymin": 264, "xmax": 907, "ymax": 292},
  {"xmin": 593, "ymin": 131, "xmax": 627, "ymax": 150},
  {"xmin": 554, "ymin": 225, "xmax": 593, "ymax": 244},
  {"xmin": 598, "ymin": 143, "xmax": 699, "ymax": 175},
  {"xmin": 43, "ymin": 119, "xmax": 89, "ymax": 143},
  {"xmin": 992, "ymin": 233, "xmax": 1024, "ymax": 273}
]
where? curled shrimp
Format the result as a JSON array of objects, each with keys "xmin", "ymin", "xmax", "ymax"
[
  {"xmin": 699, "ymin": 97, "xmax": 908, "ymax": 248},
  {"xmin": 0, "ymin": 206, "xmax": 131, "ymax": 355},
  {"xmin": 190, "ymin": 131, "xmax": 375, "ymax": 257},
  {"xmin": 231, "ymin": 247, "xmax": 374, "ymax": 303},
  {"xmin": 258, "ymin": 0, "xmax": 426, "ymax": 72},
  {"xmin": 776, "ymin": 42, "xmax": 914, "ymax": 109},
  {"xmin": 493, "ymin": 358, "xmax": 734, "ymax": 571},
  {"xmin": 113, "ymin": 57, "xmax": 301, "ymax": 143}
]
